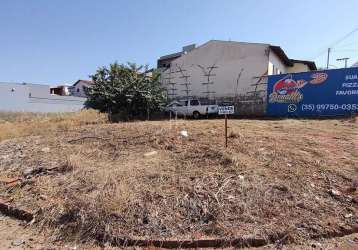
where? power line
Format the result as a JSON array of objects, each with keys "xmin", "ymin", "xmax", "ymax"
[
  {"xmin": 330, "ymin": 27, "xmax": 358, "ymax": 48},
  {"xmin": 311, "ymin": 26, "xmax": 358, "ymax": 60},
  {"xmin": 347, "ymin": 55, "xmax": 358, "ymax": 65},
  {"xmin": 334, "ymin": 41, "xmax": 358, "ymax": 48},
  {"xmin": 331, "ymin": 49, "xmax": 358, "ymax": 52}
]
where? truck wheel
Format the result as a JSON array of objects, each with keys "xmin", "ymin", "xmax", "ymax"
[{"xmin": 193, "ymin": 111, "xmax": 200, "ymax": 119}]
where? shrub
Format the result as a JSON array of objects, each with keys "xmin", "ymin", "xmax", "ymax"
[{"xmin": 85, "ymin": 62, "xmax": 167, "ymax": 120}]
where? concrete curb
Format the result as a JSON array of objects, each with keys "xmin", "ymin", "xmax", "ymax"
[
  {"xmin": 1, "ymin": 201, "xmax": 357, "ymax": 248},
  {"xmin": 0, "ymin": 199, "xmax": 33, "ymax": 222}
]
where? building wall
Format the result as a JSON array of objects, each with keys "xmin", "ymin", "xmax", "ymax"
[
  {"xmin": 0, "ymin": 83, "xmax": 86, "ymax": 112},
  {"xmin": 160, "ymin": 41, "xmax": 274, "ymax": 115},
  {"xmin": 268, "ymin": 50, "xmax": 288, "ymax": 75},
  {"xmin": 162, "ymin": 41, "xmax": 270, "ymax": 99},
  {"xmin": 287, "ymin": 62, "xmax": 310, "ymax": 73},
  {"xmin": 71, "ymin": 81, "xmax": 90, "ymax": 97},
  {"xmin": 160, "ymin": 41, "xmax": 316, "ymax": 115}
]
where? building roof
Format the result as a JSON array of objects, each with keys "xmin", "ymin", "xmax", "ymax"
[
  {"xmin": 291, "ymin": 59, "xmax": 317, "ymax": 71},
  {"xmin": 269, "ymin": 45, "xmax": 317, "ymax": 70},
  {"xmin": 158, "ymin": 52, "xmax": 183, "ymax": 61},
  {"xmin": 73, "ymin": 80, "xmax": 93, "ymax": 86},
  {"xmin": 206, "ymin": 41, "xmax": 317, "ymax": 71},
  {"xmin": 158, "ymin": 40, "xmax": 317, "ymax": 71},
  {"xmin": 269, "ymin": 45, "xmax": 293, "ymax": 67},
  {"xmin": 145, "ymin": 68, "xmax": 155, "ymax": 73}
]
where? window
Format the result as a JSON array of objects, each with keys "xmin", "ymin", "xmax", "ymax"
[
  {"xmin": 77, "ymin": 88, "xmax": 79, "ymax": 92},
  {"xmin": 268, "ymin": 62, "xmax": 274, "ymax": 75},
  {"xmin": 169, "ymin": 102, "xmax": 182, "ymax": 107},
  {"xmin": 190, "ymin": 100, "xmax": 199, "ymax": 106}
]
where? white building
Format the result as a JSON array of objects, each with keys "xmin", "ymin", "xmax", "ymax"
[
  {"xmin": 158, "ymin": 40, "xmax": 316, "ymax": 115},
  {"xmin": 70, "ymin": 80, "xmax": 94, "ymax": 97},
  {"xmin": 0, "ymin": 82, "xmax": 86, "ymax": 113}
]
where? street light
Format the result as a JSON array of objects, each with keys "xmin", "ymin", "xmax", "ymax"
[{"xmin": 336, "ymin": 57, "xmax": 350, "ymax": 68}]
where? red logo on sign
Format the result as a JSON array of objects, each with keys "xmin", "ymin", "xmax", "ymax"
[
  {"xmin": 310, "ymin": 73, "xmax": 328, "ymax": 84},
  {"xmin": 273, "ymin": 78, "xmax": 306, "ymax": 95}
]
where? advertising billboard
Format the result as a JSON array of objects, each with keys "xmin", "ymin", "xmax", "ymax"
[{"xmin": 267, "ymin": 67, "xmax": 358, "ymax": 116}]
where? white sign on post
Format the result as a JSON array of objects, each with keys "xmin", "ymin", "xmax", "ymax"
[
  {"xmin": 218, "ymin": 106, "xmax": 235, "ymax": 115},
  {"xmin": 218, "ymin": 105, "xmax": 235, "ymax": 148}
]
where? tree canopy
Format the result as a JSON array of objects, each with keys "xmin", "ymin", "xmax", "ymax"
[{"xmin": 85, "ymin": 62, "xmax": 166, "ymax": 120}]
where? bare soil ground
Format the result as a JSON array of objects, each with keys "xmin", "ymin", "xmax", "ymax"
[
  {"xmin": 0, "ymin": 113, "xmax": 357, "ymax": 248},
  {"xmin": 1, "ymin": 215, "xmax": 358, "ymax": 249},
  {"xmin": 0, "ymin": 215, "xmax": 56, "ymax": 249}
]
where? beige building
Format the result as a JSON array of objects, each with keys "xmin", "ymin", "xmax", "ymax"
[
  {"xmin": 158, "ymin": 40, "xmax": 316, "ymax": 115},
  {"xmin": 70, "ymin": 80, "xmax": 93, "ymax": 97}
]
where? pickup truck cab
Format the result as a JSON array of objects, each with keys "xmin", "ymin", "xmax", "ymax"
[{"xmin": 165, "ymin": 99, "xmax": 218, "ymax": 119}]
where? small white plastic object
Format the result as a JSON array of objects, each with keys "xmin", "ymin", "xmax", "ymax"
[{"xmin": 180, "ymin": 130, "xmax": 188, "ymax": 137}]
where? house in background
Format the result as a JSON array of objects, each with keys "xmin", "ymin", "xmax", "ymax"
[
  {"xmin": 158, "ymin": 40, "xmax": 316, "ymax": 115},
  {"xmin": 70, "ymin": 80, "xmax": 93, "ymax": 97},
  {"xmin": 0, "ymin": 82, "xmax": 86, "ymax": 113},
  {"xmin": 0, "ymin": 78, "xmax": 95, "ymax": 113},
  {"xmin": 50, "ymin": 85, "xmax": 71, "ymax": 96}
]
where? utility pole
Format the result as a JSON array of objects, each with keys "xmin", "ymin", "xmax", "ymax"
[
  {"xmin": 336, "ymin": 57, "xmax": 350, "ymax": 68},
  {"xmin": 326, "ymin": 48, "xmax": 331, "ymax": 69}
]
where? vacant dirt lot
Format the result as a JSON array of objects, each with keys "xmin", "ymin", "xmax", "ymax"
[{"xmin": 0, "ymin": 112, "xmax": 357, "ymax": 248}]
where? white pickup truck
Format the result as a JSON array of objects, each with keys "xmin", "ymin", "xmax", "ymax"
[{"xmin": 165, "ymin": 99, "xmax": 218, "ymax": 119}]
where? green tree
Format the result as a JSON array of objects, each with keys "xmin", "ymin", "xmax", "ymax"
[{"xmin": 85, "ymin": 62, "xmax": 166, "ymax": 120}]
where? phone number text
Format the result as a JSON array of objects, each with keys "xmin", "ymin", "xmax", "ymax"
[{"xmin": 302, "ymin": 104, "xmax": 358, "ymax": 111}]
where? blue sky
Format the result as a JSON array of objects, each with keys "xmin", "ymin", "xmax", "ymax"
[{"xmin": 1, "ymin": 0, "xmax": 358, "ymax": 84}]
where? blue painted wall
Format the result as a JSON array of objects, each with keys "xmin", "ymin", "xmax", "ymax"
[{"xmin": 267, "ymin": 67, "xmax": 358, "ymax": 116}]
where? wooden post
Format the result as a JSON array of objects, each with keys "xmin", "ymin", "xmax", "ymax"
[
  {"xmin": 219, "ymin": 105, "xmax": 234, "ymax": 148},
  {"xmin": 225, "ymin": 114, "xmax": 228, "ymax": 148}
]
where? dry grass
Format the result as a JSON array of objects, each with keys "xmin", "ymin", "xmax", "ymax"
[
  {"xmin": 0, "ymin": 116, "xmax": 357, "ymax": 246},
  {"xmin": 0, "ymin": 110, "xmax": 107, "ymax": 141}
]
